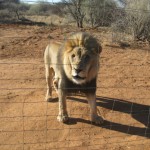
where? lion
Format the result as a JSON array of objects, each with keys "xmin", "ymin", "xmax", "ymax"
[{"xmin": 44, "ymin": 32, "xmax": 103, "ymax": 124}]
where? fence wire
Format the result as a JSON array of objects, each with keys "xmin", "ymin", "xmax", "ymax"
[
  {"xmin": 0, "ymin": 1, "xmax": 150, "ymax": 150},
  {"xmin": 0, "ymin": 57, "xmax": 150, "ymax": 147}
]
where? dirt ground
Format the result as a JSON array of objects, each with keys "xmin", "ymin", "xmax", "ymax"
[{"xmin": 0, "ymin": 24, "xmax": 150, "ymax": 150}]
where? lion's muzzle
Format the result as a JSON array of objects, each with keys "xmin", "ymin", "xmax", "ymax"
[
  {"xmin": 72, "ymin": 68, "xmax": 87, "ymax": 84},
  {"xmin": 72, "ymin": 75, "xmax": 86, "ymax": 80}
]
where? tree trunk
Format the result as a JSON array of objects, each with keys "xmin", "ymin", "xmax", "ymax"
[
  {"xmin": 79, "ymin": 20, "xmax": 83, "ymax": 28},
  {"xmin": 77, "ymin": 21, "xmax": 80, "ymax": 28},
  {"xmin": 15, "ymin": 10, "xmax": 21, "ymax": 20}
]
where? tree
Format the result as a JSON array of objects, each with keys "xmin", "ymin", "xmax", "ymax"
[
  {"xmin": 63, "ymin": 0, "xmax": 118, "ymax": 28},
  {"xmin": 85, "ymin": 0, "xmax": 117, "ymax": 27},
  {"xmin": 62, "ymin": 0, "xmax": 86, "ymax": 28}
]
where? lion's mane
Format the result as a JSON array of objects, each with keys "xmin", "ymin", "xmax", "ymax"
[{"xmin": 56, "ymin": 32, "xmax": 102, "ymax": 93}]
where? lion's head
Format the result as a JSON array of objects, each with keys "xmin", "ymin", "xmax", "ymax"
[{"xmin": 62, "ymin": 32, "xmax": 102, "ymax": 85}]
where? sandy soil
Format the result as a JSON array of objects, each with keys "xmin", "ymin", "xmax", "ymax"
[{"xmin": 0, "ymin": 24, "xmax": 150, "ymax": 150}]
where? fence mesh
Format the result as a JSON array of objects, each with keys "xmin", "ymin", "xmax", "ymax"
[{"xmin": 0, "ymin": 0, "xmax": 150, "ymax": 150}]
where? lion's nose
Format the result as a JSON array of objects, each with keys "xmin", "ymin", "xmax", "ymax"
[{"xmin": 75, "ymin": 68, "xmax": 82, "ymax": 74}]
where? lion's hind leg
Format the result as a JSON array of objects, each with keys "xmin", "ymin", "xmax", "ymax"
[
  {"xmin": 45, "ymin": 66, "xmax": 54, "ymax": 102},
  {"xmin": 53, "ymin": 77, "xmax": 59, "ymax": 94}
]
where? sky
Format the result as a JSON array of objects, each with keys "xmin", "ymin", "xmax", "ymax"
[{"xmin": 21, "ymin": 0, "xmax": 61, "ymax": 3}]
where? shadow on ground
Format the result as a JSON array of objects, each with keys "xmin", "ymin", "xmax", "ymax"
[
  {"xmin": 0, "ymin": 18, "xmax": 46, "ymax": 26},
  {"xmin": 65, "ymin": 96, "xmax": 150, "ymax": 138}
]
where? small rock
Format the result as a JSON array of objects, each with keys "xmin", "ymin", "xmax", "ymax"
[{"xmin": 1, "ymin": 45, "xmax": 5, "ymax": 49}]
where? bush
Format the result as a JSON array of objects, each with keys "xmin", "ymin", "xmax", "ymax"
[
  {"xmin": 85, "ymin": 0, "xmax": 118, "ymax": 27},
  {"xmin": 28, "ymin": 2, "xmax": 49, "ymax": 15},
  {"xmin": 0, "ymin": 9, "xmax": 11, "ymax": 19},
  {"xmin": 0, "ymin": 1, "xmax": 30, "ymax": 21},
  {"xmin": 27, "ymin": 2, "xmax": 64, "ymax": 16},
  {"xmin": 113, "ymin": 0, "xmax": 150, "ymax": 43}
]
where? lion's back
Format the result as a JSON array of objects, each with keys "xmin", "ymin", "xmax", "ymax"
[{"xmin": 44, "ymin": 41, "xmax": 62, "ymax": 67}]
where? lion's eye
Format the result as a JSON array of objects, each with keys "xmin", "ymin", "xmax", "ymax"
[{"xmin": 72, "ymin": 54, "xmax": 75, "ymax": 58}]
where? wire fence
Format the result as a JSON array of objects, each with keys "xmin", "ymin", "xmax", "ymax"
[{"xmin": 0, "ymin": 0, "xmax": 150, "ymax": 150}]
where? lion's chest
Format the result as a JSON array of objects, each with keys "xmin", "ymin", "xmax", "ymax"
[{"xmin": 60, "ymin": 76, "xmax": 96, "ymax": 94}]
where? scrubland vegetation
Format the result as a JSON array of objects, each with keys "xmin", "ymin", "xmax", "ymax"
[{"xmin": 0, "ymin": 0, "xmax": 150, "ymax": 43}]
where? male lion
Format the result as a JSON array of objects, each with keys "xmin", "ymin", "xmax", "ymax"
[{"xmin": 44, "ymin": 32, "xmax": 103, "ymax": 124}]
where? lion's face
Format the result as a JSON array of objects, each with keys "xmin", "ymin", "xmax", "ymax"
[
  {"xmin": 63, "ymin": 32, "xmax": 102, "ymax": 85},
  {"xmin": 68, "ymin": 47, "xmax": 95, "ymax": 84}
]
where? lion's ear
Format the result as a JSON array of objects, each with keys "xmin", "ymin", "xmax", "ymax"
[{"xmin": 94, "ymin": 43, "xmax": 102, "ymax": 54}]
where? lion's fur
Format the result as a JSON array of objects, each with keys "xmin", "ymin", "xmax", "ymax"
[
  {"xmin": 44, "ymin": 32, "xmax": 103, "ymax": 124},
  {"xmin": 64, "ymin": 32, "xmax": 101, "ymax": 54},
  {"xmin": 62, "ymin": 32, "xmax": 101, "ymax": 84},
  {"xmin": 45, "ymin": 32, "xmax": 101, "ymax": 87}
]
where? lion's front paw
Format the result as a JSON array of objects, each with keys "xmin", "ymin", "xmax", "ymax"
[
  {"xmin": 57, "ymin": 114, "xmax": 69, "ymax": 123},
  {"xmin": 91, "ymin": 115, "xmax": 104, "ymax": 125}
]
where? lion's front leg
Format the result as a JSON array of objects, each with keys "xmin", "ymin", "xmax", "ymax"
[
  {"xmin": 57, "ymin": 80, "xmax": 69, "ymax": 123},
  {"xmin": 53, "ymin": 77, "xmax": 59, "ymax": 94},
  {"xmin": 45, "ymin": 66, "xmax": 54, "ymax": 102},
  {"xmin": 86, "ymin": 93, "xmax": 104, "ymax": 124}
]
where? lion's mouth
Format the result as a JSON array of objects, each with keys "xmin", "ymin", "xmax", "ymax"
[{"xmin": 72, "ymin": 75, "xmax": 86, "ymax": 80}]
